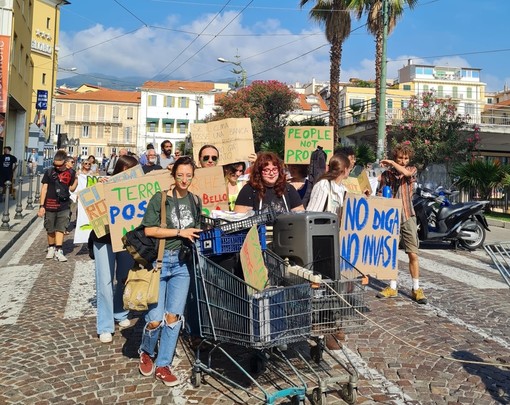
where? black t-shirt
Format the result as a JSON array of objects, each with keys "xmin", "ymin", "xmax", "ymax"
[
  {"xmin": 0, "ymin": 154, "xmax": 17, "ymax": 181},
  {"xmin": 235, "ymin": 183, "xmax": 302, "ymax": 214},
  {"xmin": 41, "ymin": 168, "xmax": 76, "ymax": 212}
]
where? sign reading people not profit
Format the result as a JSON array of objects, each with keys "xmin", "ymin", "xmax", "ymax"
[
  {"xmin": 191, "ymin": 118, "xmax": 255, "ymax": 165},
  {"xmin": 284, "ymin": 126, "xmax": 334, "ymax": 164},
  {"xmin": 339, "ymin": 193, "xmax": 402, "ymax": 280}
]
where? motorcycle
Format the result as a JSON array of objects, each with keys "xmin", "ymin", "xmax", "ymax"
[{"xmin": 413, "ymin": 186, "xmax": 490, "ymax": 250}]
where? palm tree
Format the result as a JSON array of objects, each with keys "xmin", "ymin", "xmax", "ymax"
[
  {"xmin": 300, "ymin": 0, "xmax": 352, "ymax": 143},
  {"xmin": 349, "ymin": 0, "xmax": 417, "ymax": 127}
]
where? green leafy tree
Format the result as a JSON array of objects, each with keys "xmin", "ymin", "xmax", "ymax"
[
  {"xmin": 288, "ymin": 117, "xmax": 328, "ymax": 126},
  {"xmin": 452, "ymin": 160, "xmax": 509, "ymax": 207},
  {"xmin": 349, "ymin": 0, "xmax": 417, "ymax": 131},
  {"xmin": 389, "ymin": 91, "xmax": 479, "ymax": 169},
  {"xmin": 209, "ymin": 80, "xmax": 298, "ymax": 155},
  {"xmin": 355, "ymin": 142, "xmax": 376, "ymax": 166},
  {"xmin": 300, "ymin": 0, "xmax": 352, "ymax": 143}
]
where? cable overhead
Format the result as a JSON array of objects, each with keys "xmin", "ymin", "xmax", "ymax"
[{"xmin": 112, "ymin": 0, "xmax": 148, "ymax": 27}]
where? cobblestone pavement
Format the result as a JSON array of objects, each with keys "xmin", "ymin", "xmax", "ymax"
[{"xmin": 0, "ymin": 219, "xmax": 509, "ymax": 404}]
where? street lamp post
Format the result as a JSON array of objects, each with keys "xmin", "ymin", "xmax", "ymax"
[{"xmin": 217, "ymin": 57, "xmax": 247, "ymax": 88}]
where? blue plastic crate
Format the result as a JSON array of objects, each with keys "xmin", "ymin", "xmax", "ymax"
[{"xmin": 199, "ymin": 225, "xmax": 267, "ymax": 256}]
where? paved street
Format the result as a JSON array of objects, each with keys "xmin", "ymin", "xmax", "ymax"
[{"xmin": 0, "ymin": 218, "xmax": 509, "ymax": 404}]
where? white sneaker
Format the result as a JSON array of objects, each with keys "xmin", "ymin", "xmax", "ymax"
[
  {"xmin": 46, "ymin": 246, "xmax": 55, "ymax": 259},
  {"xmin": 54, "ymin": 249, "xmax": 68, "ymax": 262},
  {"xmin": 99, "ymin": 333, "xmax": 113, "ymax": 343},
  {"xmin": 118, "ymin": 319, "xmax": 131, "ymax": 329}
]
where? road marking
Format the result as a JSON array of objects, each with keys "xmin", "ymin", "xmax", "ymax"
[
  {"xmin": 7, "ymin": 220, "xmax": 44, "ymax": 266},
  {"xmin": 398, "ymin": 251, "xmax": 507, "ymax": 289},
  {"xmin": 64, "ymin": 260, "xmax": 96, "ymax": 319},
  {"xmin": 0, "ymin": 264, "xmax": 43, "ymax": 325},
  {"xmin": 421, "ymin": 248, "xmax": 499, "ymax": 274}
]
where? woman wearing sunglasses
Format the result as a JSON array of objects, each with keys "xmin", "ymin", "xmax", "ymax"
[
  {"xmin": 224, "ymin": 162, "xmax": 246, "ymax": 211},
  {"xmin": 198, "ymin": 144, "xmax": 219, "ymax": 168},
  {"xmin": 234, "ymin": 152, "xmax": 304, "ymax": 215}
]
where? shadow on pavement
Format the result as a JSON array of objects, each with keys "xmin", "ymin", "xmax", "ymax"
[{"xmin": 452, "ymin": 350, "xmax": 510, "ymax": 404}]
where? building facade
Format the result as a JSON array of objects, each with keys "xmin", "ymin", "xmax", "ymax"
[
  {"xmin": 0, "ymin": 0, "xmax": 35, "ymax": 161},
  {"xmin": 138, "ymin": 81, "xmax": 227, "ymax": 154},
  {"xmin": 54, "ymin": 85, "xmax": 141, "ymax": 159}
]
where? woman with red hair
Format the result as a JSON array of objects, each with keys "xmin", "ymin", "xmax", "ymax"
[{"xmin": 234, "ymin": 152, "xmax": 304, "ymax": 214}]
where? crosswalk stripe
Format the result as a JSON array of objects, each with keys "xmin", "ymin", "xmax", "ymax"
[
  {"xmin": 63, "ymin": 260, "xmax": 96, "ymax": 319},
  {"xmin": 420, "ymin": 248, "xmax": 499, "ymax": 274},
  {"xmin": 7, "ymin": 221, "xmax": 45, "ymax": 266},
  {"xmin": 0, "ymin": 264, "xmax": 43, "ymax": 325},
  {"xmin": 397, "ymin": 250, "xmax": 507, "ymax": 289}
]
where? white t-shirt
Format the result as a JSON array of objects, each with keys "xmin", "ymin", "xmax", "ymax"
[{"xmin": 306, "ymin": 179, "xmax": 346, "ymax": 214}]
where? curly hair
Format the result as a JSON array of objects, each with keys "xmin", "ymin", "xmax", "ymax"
[
  {"xmin": 248, "ymin": 152, "xmax": 287, "ymax": 199},
  {"xmin": 392, "ymin": 143, "xmax": 415, "ymax": 160}
]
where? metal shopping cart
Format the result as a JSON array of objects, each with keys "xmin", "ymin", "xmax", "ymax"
[
  {"xmin": 189, "ymin": 249, "xmax": 313, "ymax": 405},
  {"xmin": 484, "ymin": 242, "xmax": 510, "ymax": 287},
  {"xmin": 264, "ymin": 250, "xmax": 368, "ymax": 405}
]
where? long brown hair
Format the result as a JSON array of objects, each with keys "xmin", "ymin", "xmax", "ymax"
[
  {"xmin": 248, "ymin": 152, "xmax": 287, "ymax": 199},
  {"xmin": 318, "ymin": 154, "xmax": 350, "ymax": 182}
]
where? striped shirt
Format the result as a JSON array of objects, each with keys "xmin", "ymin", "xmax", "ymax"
[{"xmin": 378, "ymin": 166, "xmax": 417, "ymax": 221}]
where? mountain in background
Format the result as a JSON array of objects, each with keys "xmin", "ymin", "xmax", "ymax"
[{"xmin": 57, "ymin": 72, "xmax": 233, "ymax": 90}]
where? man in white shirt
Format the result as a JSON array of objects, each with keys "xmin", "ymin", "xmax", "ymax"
[{"xmin": 159, "ymin": 140, "xmax": 175, "ymax": 170}]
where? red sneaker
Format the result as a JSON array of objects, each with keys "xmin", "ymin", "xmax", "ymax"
[
  {"xmin": 139, "ymin": 352, "xmax": 154, "ymax": 376},
  {"xmin": 155, "ymin": 366, "xmax": 180, "ymax": 387}
]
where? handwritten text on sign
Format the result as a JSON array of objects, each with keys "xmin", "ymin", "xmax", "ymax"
[
  {"xmin": 284, "ymin": 126, "xmax": 334, "ymax": 164},
  {"xmin": 191, "ymin": 118, "xmax": 255, "ymax": 165},
  {"xmin": 188, "ymin": 166, "xmax": 229, "ymax": 215},
  {"xmin": 240, "ymin": 226, "xmax": 268, "ymax": 293},
  {"xmin": 104, "ymin": 171, "xmax": 171, "ymax": 252},
  {"xmin": 78, "ymin": 165, "xmax": 144, "ymax": 237},
  {"xmin": 339, "ymin": 193, "xmax": 402, "ymax": 280}
]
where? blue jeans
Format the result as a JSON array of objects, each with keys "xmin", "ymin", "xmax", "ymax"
[
  {"xmin": 93, "ymin": 241, "xmax": 134, "ymax": 334},
  {"xmin": 140, "ymin": 250, "xmax": 191, "ymax": 368}
]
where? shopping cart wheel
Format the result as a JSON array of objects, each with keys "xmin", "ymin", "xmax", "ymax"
[
  {"xmin": 340, "ymin": 384, "xmax": 357, "ymax": 405},
  {"xmin": 250, "ymin": 353, "xmax": 267, "ymax": 374},
  {"xmin": 290, "ymin": 395, "xmax": 303, "ymax": 405},
  {"xmin": 310, "ymin": 344, "xmax": 323, "ymax": 364},
  {"xmin": 311, "ymin": 387, "xmax": 327, "ymax": 405},
  {"xmin": 191, "ymin": 370, "xmax": 202, "ymax": 388}
]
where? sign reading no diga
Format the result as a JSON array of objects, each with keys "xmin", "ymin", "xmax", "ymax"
[
  {"xmin": 284, "ymin": 126, "xmax": 334, "ymax": 164},
  {"xmin": 339, "ymin": 193, "xmax": 402, "ymax": 280},
  {"xmin": 190, "ymin": 118, "xmax": 255, "ymax": 165}
]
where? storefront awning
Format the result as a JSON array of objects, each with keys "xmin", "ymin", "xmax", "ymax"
[
  {"xmin": 146, "ymin": 117, "xmax": 159, "ymax": 123},
  {"xmin": 176, "ymin": 119, "xmax": 189, "ymax": 124},
  {"xmin": 162, "ymin": 118, "xmax": 175, "ymax": 124}
]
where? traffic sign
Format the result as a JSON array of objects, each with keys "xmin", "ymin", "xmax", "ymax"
[{"xmin": 36, "ymin": 90, "xmax": 48, "ymax": 110}]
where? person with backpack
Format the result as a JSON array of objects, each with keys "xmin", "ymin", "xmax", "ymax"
[
  {"xmin": 301, "ymin": 145, "xmax": 327, "ymax": 208},
  {"xmin": 37, "ymin": 149, "xmax": 78, "ymax": 262},
  {"xmin": 137, "ymin": 156, "xmax": 202, "ymax": 387}
]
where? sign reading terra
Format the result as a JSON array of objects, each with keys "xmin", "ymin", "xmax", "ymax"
[{"xmin": 36, "ymin": 90, "xmax": 48, "ymax": 110}]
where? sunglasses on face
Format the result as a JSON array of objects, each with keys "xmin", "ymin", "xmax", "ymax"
[
  {"xmin": 262, "ymin": 167, "xmax": 279, "ymax": 175},
  {"xmin": 201, "ymin": 155, "xmax": 218, "ymax": 162},
  {"xmin": 54, "ymin": 163, "xmax": 66, "ymax": 169}
]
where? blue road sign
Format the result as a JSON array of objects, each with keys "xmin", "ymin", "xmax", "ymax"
[{"xmin": 36, "ymin": 90, "xmax": 48, "ymax": 110}]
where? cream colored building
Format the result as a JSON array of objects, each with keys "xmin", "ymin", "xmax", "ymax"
[
  {"xmin": 0, "ymin": 0, "xmax": 35, "ymax": 160},
  {"xmin": 29, "ymin": 0, "xmax": 69, "ymax": 147},
  {"xmin": 54, "ymin": 85, "xmax": 141, "ymax": 159}
]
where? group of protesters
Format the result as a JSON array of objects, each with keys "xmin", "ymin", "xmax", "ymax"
[{"xmin": 37, "ymin": 137, "xmax": 426, "ymax": 387}]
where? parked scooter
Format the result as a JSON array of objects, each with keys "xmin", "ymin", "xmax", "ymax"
[{"xmin": 413, "ymin": 186, "xmax": 490, "ymax": 250}]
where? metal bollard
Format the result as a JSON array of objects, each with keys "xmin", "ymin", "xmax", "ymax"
[
  {"xmin": 1, "ymin": 181, "xmax": 11, "ymax": 230},
  {"xmin": 26, "ymin": 172, "xmax": 35, "ymax": 210},
  {"xmin": 14, "ymin": 174, "xmax": 24, "ymax": 219},
  {"xmin": 34, "ymin": 172, "xmax": 41, "ymax": 202}
]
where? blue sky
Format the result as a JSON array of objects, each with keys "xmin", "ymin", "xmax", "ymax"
[{"xmin": 58, "ymin": 0, "xmax": 510, "ymax": 91}]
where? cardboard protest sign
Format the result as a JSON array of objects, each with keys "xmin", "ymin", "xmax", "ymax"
[
  {"xmin": 188, "ymin": 166, "xmax": 229, "ymax": 215},
  {"xmin": 104, "ymin": 171, "xmax": 172, "ymax": 252},
  {"xmin": 191, "ymin": 118, "xmax": 255, "ymax": 165},
  {"xmin": 284, "ymin": 126, "xmax": 334, "ymax": 164},
  {"xmin": 78, "ymin": 165, "xmax": 144, "ymax": 238},
  {"xmin": 343, "ymin": 170, "xmax": 373, "ymax": 196},
  {"xmin": 339, "ymin": 193, "xmax": 402, "ymax": 280},
  {"xmin": 74, "ymin": 174, "xmax": 103, "ymax": 244},
  {"xmin": 240, "ymin": 226, "xmax": 268, "ymax": 293}
]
